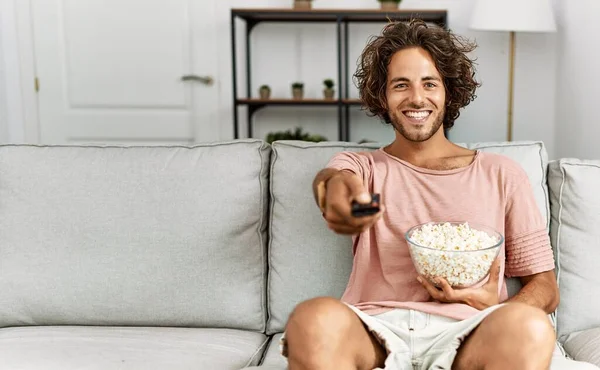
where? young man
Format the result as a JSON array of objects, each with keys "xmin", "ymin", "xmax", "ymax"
[{"xmin": 281, "ymin": 20, "xmax": 599, "ymax": 370}]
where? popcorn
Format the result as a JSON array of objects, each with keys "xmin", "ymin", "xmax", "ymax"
[{"xmin": 407, "ymin": 222, "xmax": 501, "ymax": 288}]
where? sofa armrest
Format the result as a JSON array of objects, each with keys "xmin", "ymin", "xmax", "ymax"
[{"xmin": 563, "ymin": 327, "xmax": 600, "ymax": 367}]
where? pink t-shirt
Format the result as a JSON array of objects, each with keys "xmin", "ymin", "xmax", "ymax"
[{"xmin": 326, "ymin": 148, "xmax": 555, "ymax": 320}]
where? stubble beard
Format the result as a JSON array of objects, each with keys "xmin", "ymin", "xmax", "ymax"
[{"xmin": 389, "ymin": 106, "xmax": 445, "ymax": 143}]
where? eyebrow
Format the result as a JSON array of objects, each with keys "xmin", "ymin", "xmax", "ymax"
[{"xmin": 389, "ymin": 76, "xmax": 442, "ymax": 83}]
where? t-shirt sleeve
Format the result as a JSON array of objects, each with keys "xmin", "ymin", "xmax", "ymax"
[
  {"xmin": 325, "ymin": 151, "xmax": 371, "ymax": 182},
  {"xmin": 504, "ymin": 174, "xmax": 555, "ymax": 278}
]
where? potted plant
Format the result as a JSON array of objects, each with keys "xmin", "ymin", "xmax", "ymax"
[
  {"xmin": 259, "ymin": 85, "xmax": 271, "ymax": 99},
  {"xmin": 323, "ymin": 79, "xmax": 335, "ymax": 99},
  {"xmin": 291, "ymin": 82, "xmax": 304, "ymax": 99},
  {"xmin": 293, "ymin": 0, "xmax": 312, "ymax": 10},
  {"xmin": 378, "ymin": 0, "xmax": 402, "ymax": 11},
  {"xmin": 265, "ymin": 127, "xmax": 327, "ymax": 144}
]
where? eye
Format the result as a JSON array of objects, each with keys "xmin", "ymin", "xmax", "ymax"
[
  {"xmin": 425, "ymin": 82, "xmax": 437, "ymax": 88},
  {"xmin": 394, "ymin": 83, "xmax": 408, "ymax": 89}
]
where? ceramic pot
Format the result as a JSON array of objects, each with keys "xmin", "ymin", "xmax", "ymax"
[
  {"xmin": 292, "ymin": 88, "xmax": 304, "ymax": 99},
  {"xmin": 380, "ymin": 2, "xmax": 399, "ymax": 10},
  {"xmin": 259, "ymin": 88, "xmax": 271, "ymax": 99},
  {"xmin": 294, "ymin": 1, "xmax": 312, "ymax": 10}
]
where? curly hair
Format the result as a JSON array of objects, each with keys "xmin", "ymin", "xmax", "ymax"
[{"xmin": 354, "ymin": 19, "xmax": 480, "ymax": 130}]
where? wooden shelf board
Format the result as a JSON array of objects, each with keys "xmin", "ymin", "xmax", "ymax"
[
  {"xmin": 231, "ymin": 8, "xmax": 447, "ymax": 23},
  {"xmin": 237, "ymin": 98, "xmax": 363, "ymax": 105}
]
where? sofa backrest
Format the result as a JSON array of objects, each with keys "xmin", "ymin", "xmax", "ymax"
[
  {"xmin": 548, "ymin": 159, "xmax": 600, "ymax": 340},
  {"xmin": 0, "ymin": 140, "xmax": 270, "ymax": 332},
  {"xmin": 266, "ymin": 140, "xmax": 550, "ymax": 335}
]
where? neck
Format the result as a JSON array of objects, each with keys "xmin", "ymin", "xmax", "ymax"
[{"xmin": 385, "ymin": 127, "xmax": 455, "ymax": 165}]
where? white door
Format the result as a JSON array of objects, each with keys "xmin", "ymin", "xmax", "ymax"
[{"xmin": 31, "ymin": 0, "xmax": 219, "ymax": 145}]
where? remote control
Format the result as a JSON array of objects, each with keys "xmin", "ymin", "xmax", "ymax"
[{"xmin": 351, "ymin": 194, "xmax": 381, "ymax": 217}]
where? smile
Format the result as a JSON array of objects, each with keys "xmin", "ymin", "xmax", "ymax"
[{"xmin": 402, "ymin": 110, "xmax": 432, "ymax": 123}]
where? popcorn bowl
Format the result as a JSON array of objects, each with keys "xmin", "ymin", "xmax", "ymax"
[{"xmin": 405, "ymin": 222, "xmax": 504, "ymax": 289}]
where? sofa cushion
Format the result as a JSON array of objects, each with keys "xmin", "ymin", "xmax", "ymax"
[
  {"xmin": 260, "ymin": 333, "xmax": 287, "ymax": 368},
  {"xmin": 459, "ymin": 142, "xmax": 551, "ymax": 303},
  {"xmin": 266, "ymin": 140, "xmax": 550, "ymax": 334},
  {"xmin": 458, "ymin": 141, "xmax": 550, "ymax": 225},
  {"xmin": 0, "ymin": 326, "xmax": 268, "ymax": 369},
  {"xmin": 0, "ymin": 140, "xmax": 270, "ymax": 331},
  {"xmin": 563, "ymin": 327, "xmax": 600, "ymax": 368},
  {"xmin": 548, "ymin": 159, "xmax": 600, "ymax": 339},
  {"xmin": 267, "ymin": 141, "xmax": 380, "ymax": 334}
]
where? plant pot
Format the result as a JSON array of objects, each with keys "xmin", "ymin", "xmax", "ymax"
[
  {"xmin": 292, "ymin": 88, "xmax": 304, "ymax": 99},
  {"xmin": 259, "ymin": 89, "xmax": 271, "ymax": 99},
  {"xmin": 294, "ymin": 0, "xmax": 312, "ymax": 10},
  {"xmin": 323, "ymin": 88, "xmax": 335, "ymax": 100},
  {"xmin": 380, "ymin": 2, "xmax": 399, "ymax": 11}
]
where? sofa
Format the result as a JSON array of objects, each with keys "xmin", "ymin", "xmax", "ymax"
[{"xmin": 0, "ymin": 139, "xmax": 598, "ymax": 369}]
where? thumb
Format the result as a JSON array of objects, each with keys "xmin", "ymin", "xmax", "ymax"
[
  {"xmin": 488, "ymin": 256, "xmax": 502, "ymax": 283},
  {"xmin": 343, "ymin": 173, "xmax": 370, "ymax": 204}
]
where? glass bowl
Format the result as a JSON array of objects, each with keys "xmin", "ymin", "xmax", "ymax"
[{"xmin": 405, "ymin": 222, "xmax": 504, "ymax": 289}]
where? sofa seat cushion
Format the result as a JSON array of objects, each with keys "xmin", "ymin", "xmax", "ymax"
[
  {"xmin": 260, "ymin": 333, "xmax": 286, "ymax": 368},
  {"xmin": 0, "ymin": 326, "xmax": 268, "ymax": 370},
  {"xmin": 562, "ymin": 327, "xmax": 600, "ymax": 368}
]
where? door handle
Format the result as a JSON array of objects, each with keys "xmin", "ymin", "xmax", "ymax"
[{"xmin": 181, "ymin": 75, "xmax": 214, "ymax": 85}]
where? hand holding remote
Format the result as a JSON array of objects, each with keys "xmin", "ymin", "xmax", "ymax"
[{"xmin": 321, "ymin": 171, "xmax": 384, "ymax": 235}]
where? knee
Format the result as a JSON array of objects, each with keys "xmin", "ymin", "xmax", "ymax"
[
  {"xmin": 497, "ymin": 303, "xmax": 556, "ymax": 349},
  {"xmin": 285, "ymin": 297, "xmax": 354, "ymax": 341}
]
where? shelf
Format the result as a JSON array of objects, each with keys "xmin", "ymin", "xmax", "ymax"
[
  {"xmin": 237, "ymin": 98, "xmax": 363, "ymax": 106},
  {"xmin": 231, "ymin": 8, "xmax": 448, "ymax": 25},
  {"xmin": 230, "ymin": 8, "xmax": 448, "ymax": 141}
]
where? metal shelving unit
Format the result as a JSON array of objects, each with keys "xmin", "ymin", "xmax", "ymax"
[{"xmin": 230, "ymin": 8, "xmax": 448, "ymax": 141}]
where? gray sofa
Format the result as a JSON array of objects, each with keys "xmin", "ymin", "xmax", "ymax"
[{"xmin": 0, "ymin": 139, "xmax": 598, "ymax": 369}]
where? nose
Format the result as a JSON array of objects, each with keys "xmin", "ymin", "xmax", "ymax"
[{"xmin": 408, "ymin": 86, "xmax": 425, "ymax": 106}]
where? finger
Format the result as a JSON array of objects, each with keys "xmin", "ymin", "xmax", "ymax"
[
  {"xmin": 326, "ymin": 222, "xmax": 362, "ymax": 235},
  {"xmin": 327, "ymin": 203, "xmax": 384, "ymax": 230},
  {"xmin": 487, "ymin": 257, "xmax": 502, "ymax": 284},
  {"xmin": 435, "ymin": 277, "xmax": 456, "ymax": 300},
  {"xmin": 326, "ymin": 218, "xmax": 375, "ymax": 235},
  {"xmin": 342, "ymin": 173, "xmax": 371, "ymax": 204},
  {"xmin": 417, "ymin": 276, "xmax": 445, "ymax": 301}
]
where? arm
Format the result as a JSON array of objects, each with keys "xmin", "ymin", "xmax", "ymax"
[
  {"xmin": 312, "ymin": 151, "xmax": 371, "ymax": 211},
  {"xmin": 507, "ymin": 270, "xmax": 560, "ymax": 314},
  {"xmin": 312, "ymin": 168, "xmax": 344, "ymax": 209},
  {"xmin": 312, "ymin": 152, "xmax": 380, "ymax": 235}
]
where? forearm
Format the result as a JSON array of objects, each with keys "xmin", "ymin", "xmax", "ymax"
[
  {"xmin": 506, "ymin": 274, "xmax": 560, "ymax": 314},
  {"xmin": 312, "ymin": 168, "xmax": 342, "ymax": 207}
]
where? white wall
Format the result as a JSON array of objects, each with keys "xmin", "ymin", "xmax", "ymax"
[
  {"xmin": 554, "ymin": 0, "xmax": 600, "ymax": 160},
  {"xmin": 0, "ymin": 13, "xmax": 7, "ymax": 143},
  {"xmin": 215, "ymin": 0, "xmax": 559, "ymax": 156},
  {"xmin": 1, "ymin": 0, "xmax": 593, "ymax": 160},
  {"xmin": 0, "ymin": 0, "xmax": 25, "ymax": 143}
]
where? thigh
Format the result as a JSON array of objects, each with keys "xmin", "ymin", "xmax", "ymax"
[
  {"xmin": 452, "ymin": 303, "xmax": 555, "ymax": 370},
  {"xmin": 281, "ymin": 297, "xmax": 387, "ymax": 370}
]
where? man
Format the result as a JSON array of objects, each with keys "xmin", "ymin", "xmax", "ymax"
[{"xmin": 280, "ymin": 19, "xmax": 599, "ymax": 370}]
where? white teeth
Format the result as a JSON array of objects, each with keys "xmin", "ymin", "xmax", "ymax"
[{"xmin": 405, "ymin": 111, "xmax": 430, "ymax": 119}]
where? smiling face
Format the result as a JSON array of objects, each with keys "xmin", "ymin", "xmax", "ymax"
[{"xmin": 386, "ymin": 47, "xmax": 446, "ymax": 142}]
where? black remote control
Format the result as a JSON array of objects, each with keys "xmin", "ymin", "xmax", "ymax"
[{"xmin": 351, "ymin": 194, "xmax": 381, "ymax": 217}]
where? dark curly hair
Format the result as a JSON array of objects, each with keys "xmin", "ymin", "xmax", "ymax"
[{"xmin": 354, "ymin": 19, "xmax": 480, "ymax": 130}]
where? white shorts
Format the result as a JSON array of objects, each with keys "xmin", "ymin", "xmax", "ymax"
[{"xmin": 280, "ymin": 303, "xmax": 599, "ymax": 370}]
